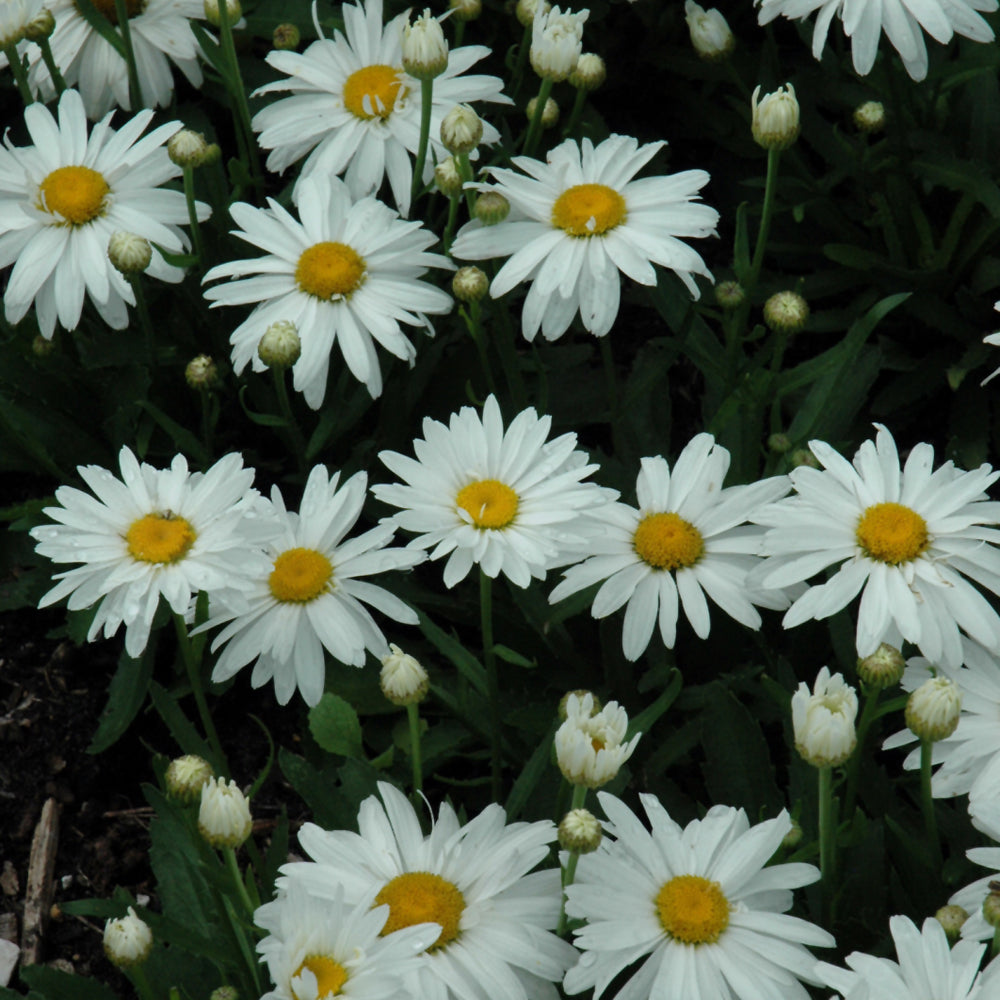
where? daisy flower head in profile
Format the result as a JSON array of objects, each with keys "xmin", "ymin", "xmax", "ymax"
[
  {"xmin": 563, "ymin": 793, "xmax": 834, "ymax": 1000},
  {"xmin": 451, "ymin": 134, "xmax": 719, "ymax": 342},
  {"xmin": 26, "ymin": 0, "xmax": 207, "ymax": 118},
  {"xmin": 30, "ymin": 447, "xmax": 266, "ymax": 659},
  {"xmin": 251, "ymin": 0, "xmax": 510, "ymax": 217},
  {"xmin": 0, "ymin": 88, "xmax": 209, "ymax": 338},
  {"xmin": 751, "ymin": 423, "xmax": 1000, "ymax": 670},
  {"xmin": 200, "ymin": 464, "xmax": 425, "ymax": 707},
  {"xmin": 277, "ymin": 781, "xmax": 578, "ymax": 1000},
  {"xmin": 202, "ymin": 176, "xmax": 453, "ymax": 408},
  {"xmin": 755, "ymin": 0, "xmax": 997, "ymax": 81},
  {"xmin": 255, "ymin": 881, "xmax": 437, "ymax": 1000},
  {"xmin": 548, "ymin": 437, "xmax": 791, "ymax": 661},
  {"xmin": 816, "ymin": 914, "xmax": 1000, "ymax": 999},
  {"xmin": 0, "ymin": 0, "xmax": 43, "ymax": 48},
  {"xmin": 371, "ymin": 394, "xmax": 615, "ymax": 589}
]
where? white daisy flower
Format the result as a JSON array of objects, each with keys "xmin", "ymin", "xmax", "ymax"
[
  {"xmin": 816, "ymin": 914, "xmax": 999, "ymax": 999},
  {"xmin": 530, "ymin": 4, "xmax": 588, "ymax": 82},
  {"xmin": 202, "ymin": 175, "xmax": 453, "ymax": 407},
  {"xmin": 371, "ymin": 394, "xmax": 615, "ymax": 589},
  {"xmin": 0, "ymin": 88, "xmax": 209, "ymax": 338},
  {"xmin": 256, "ymin": 882, "xmax": 437, "ymax": 1000},
  {"xmin": 450, "ymin": 134, "xmax": 718, "ymax": 342},
  {"xmin": 756, "ymin": 0, "xmax": 997, "ymax": 81},
  {"xmin": 201, "ymin": 465, "xmax": 425, "ymax": 707},
  {"xmin": 27, "ymin": 0, "xmax": 206, "ymax": 119},
  {"xmin": 549, "ymin": 439, "xmax": 791, "ymax": 661},
  {"xmin": 277, "ymin": 781, "xmax": 578, "ymax": 1000},
  {"xmin": 251, "ymin": 0, "xmax": 510, "ymax": 217},
  {"xmin": 30, "ymin": 447, "xmax": 266, "ymax": 659},
  {"xmin": 563, "ymin": 792, "xmax": 834, "ymax": 1000},
  {"xmin": 555, "ymin": 691, "xmax": 641, "ymax": 788},
  {"xmin": 751, "ymin": 423, "xmax": 1000, "ymax": 670}
]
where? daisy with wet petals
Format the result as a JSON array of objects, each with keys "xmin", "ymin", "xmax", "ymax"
[
  {"xmin": 251, "ymin": 0, "xmax": 509, "ymax": 216},
  {"xmin": 0, "ymin": 88, "xmax": 208, "ymax": 338},
  {"xmin": 203, "ymin": 176, "xmax": 453, "ymax": 407},
  {"xmin": 451, "ymin": 134, "xmax": 718, "ymax": 341},
  {"xmin": 372, "ymin": 394, "xmax": 614, "ymax": 589},
  {"xmin": 26, "ymin": 0, "xmax": 207, "ymax": 118},
  {"xmin": 751, "ymin": 423, "xmax": 1000, "ymax": 670},
  {"xmin": 277, "ymin": 782, "xmax": 578, "ymax": 1000},
  {"xmin": 549, "ymin": 438, "xmax": 790, "ymax": 661},
  {"xmin": 201, "ymin": 465, "xmax": 424, "ymax": 707},
  {"xmin": 563, "ymin": 793, "xmax": 834, "ymax": 1000},
  {"xmin": 31, "ymin": 447, "xmax": 265, "ymax": 659}
]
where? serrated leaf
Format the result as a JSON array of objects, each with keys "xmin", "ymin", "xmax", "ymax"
[
  {"xmin": 19, "ymin": 962, "xmax": 121, "ymax": 1000},
  {"xmin": 309, "ymin": 692, "xmax": 364, "ymax": 759},
  {"xmin": 87, "ymin": 645, "xmax": 155, "ymax": 753}
]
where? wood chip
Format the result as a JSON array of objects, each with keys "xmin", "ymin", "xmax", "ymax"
[
  {"xmin": 20, "ymin": 798, "xmax": 59, "ymax": 966},
  {"xmin": 0, "ymin": 861, "xmax": 17, "ymax": 897}
]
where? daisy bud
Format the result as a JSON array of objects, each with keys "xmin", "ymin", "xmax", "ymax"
[
  {"xmin": 257, "ymin": 320, "xmax": 301, "ymax": 369},
  {"xmin": 751, "ymin": 83, "xmax": 800, "ymax": 151},
  {"xmin": 983, "ymin": 883, "xmax": 1000, "ymax": 929},
  {"xmin": 165, "ymin": 754, "xmax": 214, "ymax": 803},
  {"xmin": 211, "ymin": 989, "xmax": 239, "ymax": 1000},
  {"xmin": 684, "ymin": 1, "xmax": 734, "ymax": 61},
  {"xmin": 23, "ymin": 7, "xmax": 56, "ymax": 42},
  {"xmin": 452, "ymin": 266, "xmax": 489, "ymax": 303},
  {"xmin": 714, "ymin": 280, "xmax": 745, "ymax": 310},
  {"xmin": 449, "ymin": 0, "xmax": 482, "ymax": 21},
  {"xmin": 791, "ymin": 448, "xmax": 820, "ymax": 469},
  {"xmin": 402, "ymin": 9, "xmax": 449, "ymax": 80},
  {"xmin": 763, "ymin": 290, "xmax": 809, "ymax": 334},
  {"xmin": 107, "ymin": 231, "xmax": 152, "ymax": 275},
  {"xmin": 272, "ymin": 22, "xmax": 300, "ymax": 50},
  {"xmin": 434, "ymin": 156, "xmax": 463, "ymax": 197},
  {"xmin": 526, "ymin": 95, "xmax": 559, "ymax": 129},
  {"xmin": 791, "ymin": 667, "xmax": 858, "ymax": 768},
  {"xmin": 379, "ymin": 644, "xmax": 429, "ymax": 706},
  {"xmin": 198, "ymin": 777, "xmax": 253, "ymax": 849},
  {"xmin": 202, "ymin": 142, "xmax": 222, "ymax": 166},
  {"xmin": 905, "ymin": 676, "xmax": 962, "ymax": 742},
  {"xmin": 474, "ymin": 191, "xmax": 510, "ymax": 226},
  {"xmin": 781, "ymin": 818, "xmax": 803, "ymax": 849},
  {"xmin": 530, "ymin": 4, "xmax": 588, "ymax": 83},
  {"xmin": 935, "ymin": 904, "xmax": 968, "ymax": 943},
  {"xmin": 440, "ymin": 104, "xmax": 483, "ymax": 154},
  {"xmin": 185, "ymin": 354, "xmax": 219, "ymax": 391},
  {"xmin": 103, "ymin": 908, "xmax": 152, "ymax": 968},
  {"xmin": 558, "ymin": 808, "xmax": 602, "ymax": 853},
  {"xmin": 558, "ymin": 689, "xmax": 600, "ymax": 721},
  {"xmin": 203, "ymin": 0, "xmax": 241, "ymax": 26},
  {"xmin": 569, "ymin": 52, "xmax": 606, "ymax": 91},
  {"xmin": 856, "ymin": 643, "xmax": 905, "ymax": 690},
  {"xmin": 853, "ymin": 100, "xmax": 886, "ymax": 134},
  {"xmin": 167, "ymin": 128, "xmax": 210, "ymax": 168},
  {"xmin": 555, "ymin": 692, "xmax": 641, "ymax": 788},
  {"xmin": 767, "ymin": 432, "xmax": 791, "ymax": 454},
  {"xmin": 516, "ymin": 0, "xmax": 550, "ymax": 27},
  {"xmin": 32, "ymin": 334, "xmax": 55, "ymax": 356}
]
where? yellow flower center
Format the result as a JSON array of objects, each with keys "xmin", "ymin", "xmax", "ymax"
[
  {"xmin": 342, "ymin": 64, "xmax": 406, "ymax": 120},
  {"xmin": 125, "ymin": 512, "xmax": 196, "ymax": 564},
  {"xmin": 855, "ymin": 501, "xmax": 929, "ymax": 565},
  {"xmin": 655, "ymin": 874, "xmax": 730, "ymax": 944},
  {"xmin": 633, "ymin": 512, "xmax": 703, "ymax": 570},
  {"xmin": 38, "ymin": 166, "xmax": 110, "ymax": 225},
  {"xmin": 292, "ymin": 955, "xmax": 348, "ymax": 1000},
  {"xmin": 75, "ymin": 0, "xmax": 144, "ymax": 23},
  {"xmin": 456, "ymin": 479, "xmax": 519, "ymax": 530},
  {"xmin": 551, "ymin": 183, "xmax": 627, "ymax": 237},
  {"xmin": 295, "ymin": 242, "xmax": 367, "ymax": 301},
  {"xmin": 375, "ymin": 871, "xmax": 465, "ymax": 951},
  {"xmin": 268, "ymin": 548, "xmax": 333, "ymax": 603}
]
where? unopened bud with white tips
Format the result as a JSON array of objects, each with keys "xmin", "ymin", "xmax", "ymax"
[
  {"xmin": 402, "ymin": 8, "xmax": 449, "ymax": 80},
  {"xmin": 856, "ymin": 643, "xmax": 905, "ymax": 690},
  {"xmin": 751, "ymin": 83, "xmax": 799, "ymax": 150},
  {"xmin": 449, "ymin": 0, "xmax": 481, "ymax": 21},
  {"xmin": 474, "ymin": 191, "xmax": 510, "ymax": 226},
  {"xmin": 23, "ymin": 7, "xmax": 55, "ymax": 41},
  {"xmin": 526, "ymin": 95, "xmax": 559, "ymax": 129},
  {"xmin": 108, "ymin": 232, "xmax": 152, "ymax": 275},
  {"xmin": 165, "ymin": 754, "xmax": 214, "ymax": 803},
  {"xmin": 435, "ymin": 156, "xmax": 463, "ymax": 197},
  {"xmin": 440, "ymin": 104, "xmax": 482, "ymax": 154},
  {"xmin": 380, "ymin": 644, "xmax": 429, "ymax": 705},
  {"xmin": 684, "ymin": 1, "xmax": 734, "ymax": 61},
  {"xmin": 198, "ymin": 777, "xmax": 252, "ymax": 849},
  {"xmin": 452, "ymin": 266, "xmax": 489, "ymax": 303},
  {"xmin": 791, "ymin": 667, "xmax": 858, "ymax": 767},
  {"xmin": 203, "ymin": 0, "xmax": 241, "ymax": 26},
  {"xmin": 906, "ymin": 676, "xmax": 961, "ymax": 742},
  {"xmin": 103, "ymin": 907, "xmax": 152, "ymax": 968},
  {"xmin": 258, "ymin": 320, "xmax": 301, "ymax": 369},
  {"xmin": 558, "ymin": 808, "xmax": 602, "ymax": 853},
  {"xmin": 516, "ymin": 0, "xmax": 550, "ymax": 27},
  {"xmin": 530, "ymin": 4, "xmax": 587, "ymax": 82},
  {"xmin": 569, "ymin": 52, "xmax": 605, "ymax": 91},
  {"xmin": 167, "ymin": 128, "xmax": 210, "ymax": 167}
]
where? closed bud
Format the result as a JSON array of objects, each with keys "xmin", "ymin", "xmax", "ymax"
[
  {"xmin": 203, "ymin": 0, "xmax": 241, "ymax": 26},
  {"xmin": 23, "ymin": 7, "xmax": 55, "ymax": 41},
  {"xmin": 935, "ymin": 904, "xmax": 968, "ymax": 943},
  {"xmin": 983, "ymin": 884, "xmax": 1000, "ymax": 929},
  {"xmin": 103, "ymin": 908, "xmax": 152, "ymax": 968},
  {"xmin": 516, "ymin": 0, "xmax": 550, "ymax": 27},
  {"xmin": 853, "ymin": 100, "xmax": 885, "ymax": 134},
  {"xmin": 767, "ymin": 432, "xmax": 791, "ymax": 454},
  {"xmin": 558, "ymin": 689, "xmax": 599, "ymax": 721},
  {"xmin": 434, "ymin": 156, "xmax": 463, "ymax": 197},
  {"xmin": 272, "ymin": 22, "xmax": 300, "ymax": 50},
  {"xmin": 402, "ymin": 8, "xmax": 449, "ymax": 80},
  {"xmin": 167, "ymin": 128, "xmax": 210, "ymax": 167},
  {"xmin": 32, "ymin": 333, "xmax": 56, "ymax": 356},
  {"xmin": 558, "ymin": 808, "xmax": 602, "ymax": 853},
  {"xmin": 751, "ymin": 83, "xmax": 799, "ymax": 151},
  {"xmin": 449, "ymin": 0, "xmax": 481, "ymax": 21},
  {"xmin": 210, "ymin": 989, "xmax": 239, "ymax": 1000},
  {"xmin": 107, "ymin": 231, "xmax": 152, "ymax": 275},
  {"xmin": 526, "ymin": 95, "xmax": 559, "ymax": 129},
  {"xmin": 452, "ymin": 266, "xmax": 489, "ymax": 303},
  {"xmin": 791, "ymin": 448, "xmax": 820, "ymax": 469},
  {"xmin": 715, "ymin": 280, "xmax": 745, "ymax": 310},
  {"xmin": 474, "ymin": 190, "xmax": 510, "ymax": 226},
  {"xmin": 166, "ymin": 754, "xmax": 214, "ymax": 803},
  {"xmin": 791, "ymin": 667, "xmax": 858, "ymax": 768},
  {"xmin": 257, "ymin": 320, "xmax": 301, "ymax": 369},
  {"xmin": 198, "ymin": 777, "xmax": 253, "ymax": 849},
  {"xmin": 856, "ymin": 643, "xmax": 905, "ymax": 690},
  {"xmin": 440, "ymin": 104, "xmax": 482, "ymax": 154},
  {"xmin": 379, "ymin": 644, "xmax": 429, "ymax": 705},
  {"xmin": 569, "ymin": 52, "xmax": 605, "ymax": 91},
  {"xmin": 763, "ymin": 290, "xmax": 809, "ymax": 334},
  {"xmin": 185, "ymin": 354, "xmax": 219, "ymax": 391},
  {"xmin": 684, "ymin": 1, "xmax": 734, "ymax": 61},
  {"xmin": 905, "ymin": 676, "xmax": 961, "ymax": 742},
  {"xmin": 781, "ymin": 818, "xmax": 803, "ymax": 849}
]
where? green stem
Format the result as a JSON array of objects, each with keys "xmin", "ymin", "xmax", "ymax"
[
  {"xmin": 199, "ymin": 390, "xmax": 215, "ymax": 460},
  {"xmin": 466, "ymin": 299, "xmax": 498, "ymax": 396},
  {"xmin": 480, "ymin": 569, "xmax": 501, "ymax": 802},
  {"xmin": 747, "ymin": 147, "xmax": 781, "ymax": 293},
  {"xmin": 3, "ymin": 43, "xmax": 33, "ymax": 105},
  {"xmin": 457, "ymin": 152, "xmax": 477, "ymax": 217},
  {"xmin": 182, "ymin": 165, "xmax": 204, "ymax": 263},
  {"xmin": 569, "ymin": 783, "xmax": 587, "ymax": 812},
  {"xmin": 843, "ymin": 687, "xmax": 879, "ymax": 819},
  {"xmin": 555, "ymin": 784, "xmax": 589, "ymax": 935},
  {"xmin": 407, "ymin": 702, "xmax": 423, "ymax": 801},
  {"xmin": 511, "ymin": 23, "xmax": 532, "ymax": 101},
  {"xmin": 486, "ymin": 263, "xmax": 528, "ymax": 410},
  {"xmin": 523, "ymin": 77, "xmax": 554, "ymax": 158},
  {"xmin": 129, "ymin": 274, "xmax": 156, "ymax": 365},
  {"xmin": 442, "ymin": 192, "xmax": 461, "ymax": 254},
  {"xmin": 993, "ymin": 925, "xmax": 1000, "ymax": 958},
  {"xmin": 817, "ymin": 765, "xmax": 835, "ymax": 910},
  {"xmin": 410, "ymin": 77, "xmax": 435, "ymax": 210},
  {"xmin": 453, "ymin": 19, "xmax": 465, "ymax": 49},
  {"xmin": 129, "ymin": 964, "xmax": 157, "ymax": 1000},
  {"xmin": 223, "ymin": 845, "xmax": 257, "ymax": 916},
  {"xmin": 272, "ymin": 366, "xmax": 308, "ymax": 476},
  {"xmin": 113, "ymin": 0, "xmax": 144, "ymax": 110},
  {"xmin": 562, "ymin": 87, "xmax": 587, "ymax": 139},
  {"xmin": 173, "ymin": 612, "xmax": 227, "ymax": 774},
  {"xmin": 36, "ymin": 36, "xmax": 66, "ymax": 95},
  {"xmin": 920, "ymin": 739, "xmax": 943, "ymax": 869}
]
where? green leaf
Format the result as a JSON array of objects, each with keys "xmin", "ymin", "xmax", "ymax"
[
  {"xmin": 309, "ymin": 693, "xmax": 364, "ymax": 759},
  {"xmin": 190, "ymin": 20, "xmax": 225, "ymax": 74},
  {"xmin": 72, "ymin": 0, "xmax": 126, "ymax": 57},
  {"xmin": 151, "ymin": 242, "xmax": 199, "ymax": 269},
  {"xmin": 492, "ymin": 643, "xmax": 535, "ymax": 668},
  {"xmin": 19, "ymin": 965, "xmax": 120, "ymax": 1000},
  {"xmin": 135, "ymin": 401, "xmax": 209, "ymax": 466},
  {"xmin": 278, "ymin": 748, "xmax": 346, "ymax": 828},
  {"xmin": 912, "ymin": 151, "xmax": 1000, "ymax": 219},
  {"xmin": 627, "ymin": 668, "xmax": 682, "ymax": 738},
  {"xmin": 418, "ymin": 612, "xmax": 487, "ymax": 694},
  {"xmin": 504, "ymin": 722, "xmax": 557, "ymax": 820},
  {"xmin": 88, "ymin": 645, "xmax": 155, "ymax": 754},
  {"xmin": 237, "ymin": 385, "xmax": 288, "ymax": 427},
  {"xmin": 148, "ymin": 680, "xmax": 215, "ymax": 766}
]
